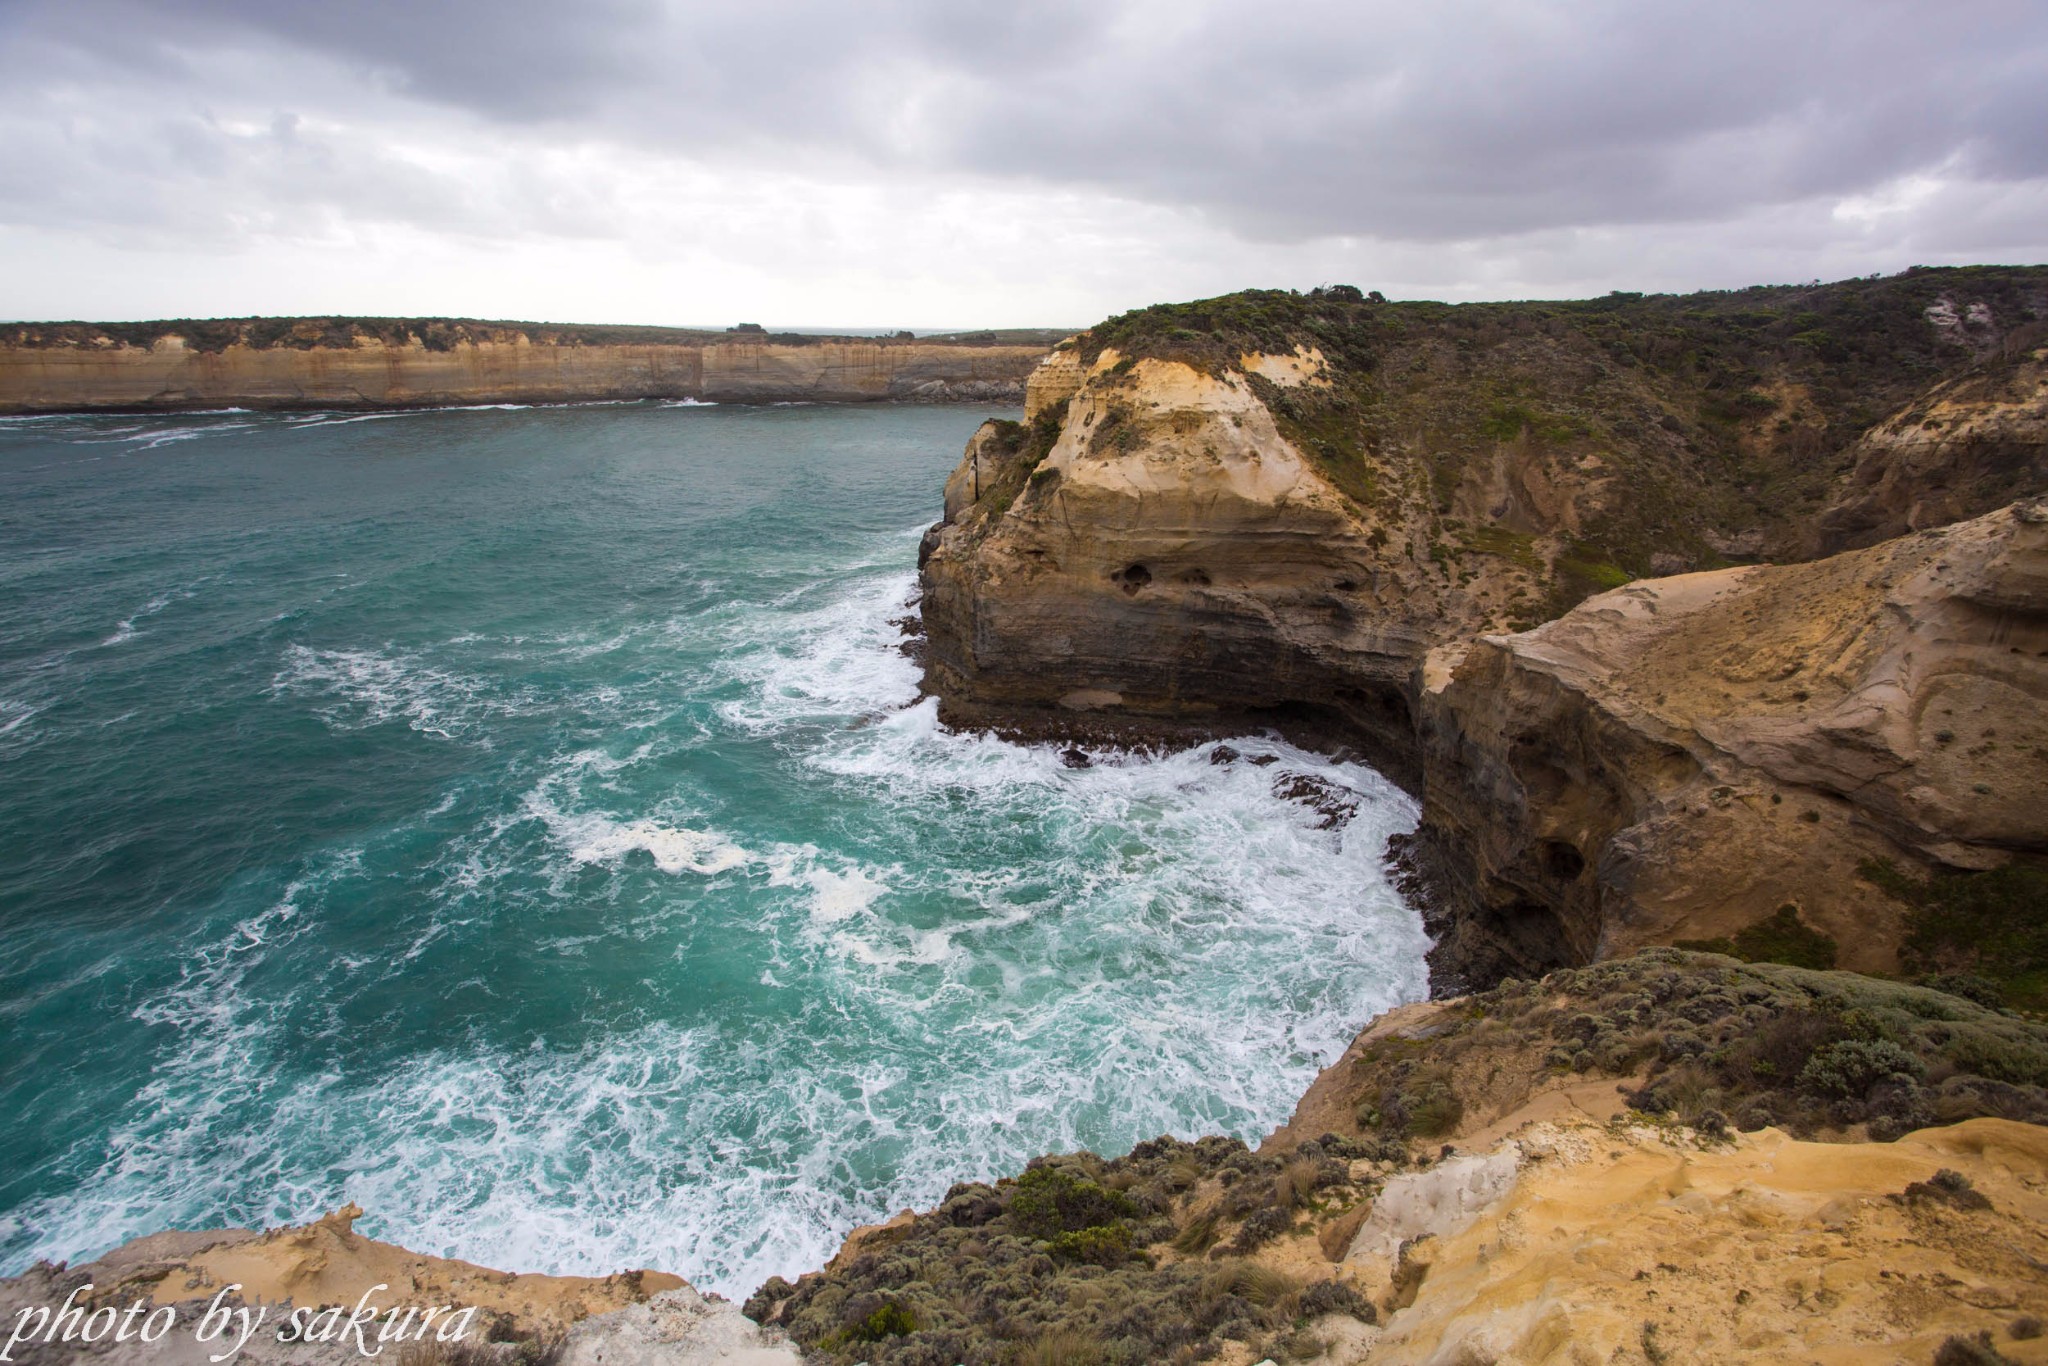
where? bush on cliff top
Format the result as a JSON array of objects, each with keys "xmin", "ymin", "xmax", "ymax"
[{"xmin": 752, "ymin": 1133, "xmax": 1384, "ymax": 1365}]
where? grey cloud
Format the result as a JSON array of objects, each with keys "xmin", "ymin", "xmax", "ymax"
[{"xmin": 0, "ymin": 0, "xmax": 2043, "ymax": 265}]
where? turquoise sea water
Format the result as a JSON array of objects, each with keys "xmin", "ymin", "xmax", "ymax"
[{"xmin": 0, "ymin": 402, "xmax": 1425, "ymax": 1297}]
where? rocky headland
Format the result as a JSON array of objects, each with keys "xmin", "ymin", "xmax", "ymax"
[
  {"xmin": 10, "ymin": 268, "xmax": 2048, "ymax": 1364},
  {"xmin": 920, "ymin": 267, "xmax": 2048, "ymax": 996},
  {"xmin": 0, "ymin": 319, "xmax": 1060, "ymax": 413}
]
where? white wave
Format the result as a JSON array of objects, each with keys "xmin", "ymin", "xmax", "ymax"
[
  {"xmin": 0, "ymin": 700, "xmax": 36, "ymax": 737},
  {"xmin": 271, "ymin": 644, "xmax": 535, "ymax": 740},
  {"xmin": 286, "ymin": 412, "xmax": 407, "ymax": 429},
  {"xmin": 763, "ymin": 851, "xmax": 889, "ymax": 924},
  {"xmin": 575, "ymin": 820, "xmax": 750, "ymax": 877},
  {"xmin": 100, "ymin": 586, "xmax": 193, "ymax": 646},
  {"xmin": 657, "ymin": 398, "xmax": 718, "ymax": 408},
  {"xmin": 120, "ymin": 428, "xmax": 208, "ymax": 450},
  {"xmin": 710, "ymin": 571, "xmax": 922, "ymax": 731},
  {"xmin": 520, "ymin": 768, "xmax": 749, "ymax": 880}
]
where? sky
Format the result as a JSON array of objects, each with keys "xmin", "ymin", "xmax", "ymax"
[{"xmin": 2, "ymin": 0, "xmax": 2045, "ymax": 328}]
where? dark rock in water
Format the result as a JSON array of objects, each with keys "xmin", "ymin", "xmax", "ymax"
[
  {"xmin": 1272, "ymin": 773, "xmax": 1359, "ymax": 829},
  {"xmin": 1209, "ymin": 744, "xmax": 1241, "ymax": 765},
  {"xmin": 1248, "ymin": 753, "xmax": 1279, "ymax": 767},
  {"xmin": 1061, "ymin": 746, "xmax": 1092, "ymax": 769}
]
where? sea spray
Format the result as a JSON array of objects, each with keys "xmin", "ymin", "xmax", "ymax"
[{"xmin": 0, "ymin": 402, "xmax": 1427, "ymax": 1297}]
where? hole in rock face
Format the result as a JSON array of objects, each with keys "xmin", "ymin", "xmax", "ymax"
[
  {"xmin": 1179, "ymin": 568, "xmax": 1212, "ymax": 587},
  {"xmin": 1114, "ymin": 563, "xmax": 1152, "ymax": 595},
  {"xmin": 1335, "ymin": 580, "xmax": 1359, "ymax": 592},
  {"xmin": 1540, "ymin": 839, "xmax": 1587, "ymax": 881}
]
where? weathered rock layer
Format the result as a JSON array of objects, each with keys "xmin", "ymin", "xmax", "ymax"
[
  {"xmin": 0, "ymin": 322, "xmax": 1051, "ymax": 412},
  {"xmin": 921, "ymin": 344, "xmax": 1438, "ymax": 779},
  {"xmin": 1416, "ymin": 499, "xmax": 2048, "ymax": 987},
  {"xmin": 919, "ymin": 273, "xmax": 2048, "ymax": 984}
]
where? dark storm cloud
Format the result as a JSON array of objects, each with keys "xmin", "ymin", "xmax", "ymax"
[{"xmin": 8, "ymin": 0, "xmax": 2042, "ymax": 245}]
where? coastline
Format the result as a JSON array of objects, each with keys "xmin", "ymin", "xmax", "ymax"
[{"xmin": 0, "ymin": 324, "xmax": 1054, "ymax": 416}]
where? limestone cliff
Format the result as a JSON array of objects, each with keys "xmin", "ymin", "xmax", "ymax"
[
  {"xmin": 923, "ymin": 271, "xmax": 2048, "ymax": 766},
  {"xmin": 1413, "ymin": 499, "xmax": 2048, "ymax": 988},
  {"xmin": 0, "ymin": 319, "xmax": 1055, "ymax": 413},
  {"xmin": 921, "ymin": 342, "xmax": 1445, "ymax": 779},
  {"xmin": 1818, "ymin": 330, "xmax": 2048, "ymax": 553},
  {"xmin": 920, "ymin": 269, "xmax": 2048, "ymax": 984}
]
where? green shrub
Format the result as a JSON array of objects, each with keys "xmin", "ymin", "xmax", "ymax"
[
  {"xmin": 1403, "ymin": 1082, "xmax": 1466, "ymax": 1138},
  {"xmin": 1045, "ymin": 1223, "xmax": 1134, "ymax": 1267},
  {"xmin": 820, "ymin": 1300, "xmax": 917, "ymax": 1350},
  {"xmin": 1797, "ymin": 1039, "xmax": 1923, "ymax": 1098},
  {"xmin": 1935, "ymin": 1330, "xmax": 2018, "ymax": 1365},
  {"xmin": 1863, "ymin": 859, "xmax": 2048, "ymax": 1012},
  {"xmin": 1676, "ymin": 904, "xmax": 1836, "ymax": 970},
  {"xmin": 1006, "ymin": 1164, "xmax": 1136, "ymax": 1238}
]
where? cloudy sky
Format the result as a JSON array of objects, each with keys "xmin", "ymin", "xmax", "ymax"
[{"xmin": 3, "ymin": 0, "xmax": 2045, "ymax": 328}]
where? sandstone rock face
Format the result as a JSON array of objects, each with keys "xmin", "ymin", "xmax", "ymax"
[
  {"xmin": 1022, "ymin": 340, "xmax": 1085, "ymax": 420},
  {"xmin": 1360, "ymin": 1117, "xmax": 2048, "ymax": 1365},
  {"xmin": 1416, "ymin": 499, "xmax": 2048, "ymax": 987},
  {"xmin": 0, "ymin": 334, "xmax": 1047, "ymax": 412},
  {"xmin": 922, "ymin": 282, "xmax": 2048, "ymax": 984},
  {"xmin": 1817, "ymin": 335, "xmax": 2048, "ymax": 553},
  {"xmin": 920, "ymin": 347, "xmax": 1517, "ymax": 780}
]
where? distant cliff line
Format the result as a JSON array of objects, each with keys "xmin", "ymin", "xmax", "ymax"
[{"xmin": 0, "ymin": 317, "xmax": 1065, "ymax": 413}]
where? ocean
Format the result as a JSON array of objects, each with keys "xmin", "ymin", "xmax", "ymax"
[{"xmin": 0, "ymin": 401, "xmax": 1426, "ymax": 1297}]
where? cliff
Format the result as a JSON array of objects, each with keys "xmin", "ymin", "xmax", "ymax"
[
  {"xmin": 921, "ymin": 268, "xmax": 2048, "ymax": 983},
  {"xmin": 752, "ymin": 949, "xmax": 2048, "ymax": 1364},
  {"xmin": 1818, "ymin": 331, "xmax": 2048, "ymax": 553},
  {"xmin": 920, "ymin": 341, "xmax": 1441, "ymax": 781},
  {"xmin": 0, "ymin": 319, "xmax": 1058, "ymax": 413},
  {"xmin": 1415, "ymin": 499, "xmax": 2048, "ymax": 989}
]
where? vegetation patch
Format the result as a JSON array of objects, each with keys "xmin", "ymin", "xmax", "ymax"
[
  {"xmin": 1862, "ymin": 859, "xmax": 2048, "ymax": 1013},
  {"xmin": 754, "ymin": 1134, "xmax": 1381, "ymax": 1364},
  {"xmin": 1675, "ymin": 904, "xmax": 1839, "ymax": 970},
  {"xmin": 1341, "ymin": 949, "xmax": 2048, "ymax": 1150},
  {"xmin": 1244, "ymin": 372, "xmax": 1381, "ymax": 510},
  {"xmin": 1456, "ymin": 525, "xmax": 1543, "ymax": 573},
  {"xmin": 1549, "ymin": 539, "xmax": 1633, "ymax": 610},
  {"xmin": 970, "ymin": 401, "xmax": 1068, "ymax": 523}
]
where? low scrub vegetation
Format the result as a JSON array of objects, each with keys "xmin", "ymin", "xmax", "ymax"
[{"xmin": 750, "ymin": 1132, "xmax": 1384, "ymax": 1365}]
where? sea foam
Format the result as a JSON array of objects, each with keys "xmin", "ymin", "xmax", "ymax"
[{"xmin": 0, "ymin": 409, "xmax": 1427, "ymax": 1302}]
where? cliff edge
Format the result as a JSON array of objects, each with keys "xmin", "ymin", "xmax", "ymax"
[{"xmin": 920, "ymin": 269, "xmax": 2048, "ymax": 987}]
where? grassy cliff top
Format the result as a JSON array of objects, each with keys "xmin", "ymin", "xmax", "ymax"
[
  {"xmin": 1080, "ymin": 265, "xmax": 2048, "ymax": 386},
  {"xmin": 751, "ymin": 946, "xmax": 2048, "ymax": 1365},
  {"xmin": 1064, "ymin": 265, "xmax": 2048, "ymax": 594}
]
